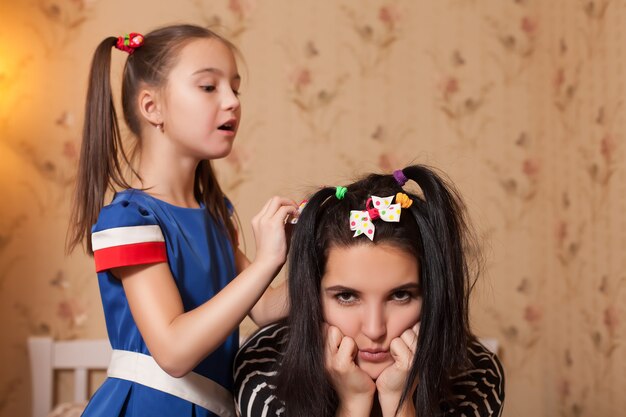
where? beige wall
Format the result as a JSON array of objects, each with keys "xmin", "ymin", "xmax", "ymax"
[{"xmin": 1, "ymin": 0, "xmax": 624, "ymax": 416}]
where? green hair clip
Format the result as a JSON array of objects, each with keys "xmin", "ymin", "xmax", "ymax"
[{"xmin": 335, "ymin": 186, "xmax": 347, "ymax": 200}]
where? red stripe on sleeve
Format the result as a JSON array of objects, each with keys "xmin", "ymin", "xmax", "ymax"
[{"xmin": 94, "ymin": 241, "xmax": 167, "ymax": 272}]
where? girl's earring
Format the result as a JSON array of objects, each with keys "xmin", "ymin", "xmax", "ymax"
[{"xmin": 155, "ymin": 123, "xmax": 164, "ymax": 133}]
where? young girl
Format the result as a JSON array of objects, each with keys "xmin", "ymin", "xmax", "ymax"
[
  {"xmin": 67, "ymin": 25, "xmax": 297, "ymax": 417},
  {"xmin": 234, "ymin": 165, "xmax": 505, "ymax": 417}
]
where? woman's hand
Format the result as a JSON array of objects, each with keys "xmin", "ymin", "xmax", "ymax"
[
  {"xmin": 250, "ymin": 196, "xmax": 298, "ymax": 271},
  {"xmin": 324, "ymin": 325, "xmax": 375, "ymax": 417},
  {"xmin": 376, "ymin": 323, "xmax": 419, "ymax": 417}
]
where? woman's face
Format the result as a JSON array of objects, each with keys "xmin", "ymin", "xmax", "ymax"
[{"xmin": 321, "ymin": 243, "xmax": 422, "ymax": 380}]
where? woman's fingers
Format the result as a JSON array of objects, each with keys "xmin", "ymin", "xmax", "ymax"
[
  {"xmin": 377, "ymin": 333, "xmax": 415, "ymax": 395},
  {"xmin": 325, "ymin": 325, "xmax": 343, "ymax": 354},
  {"xmin": 389, "ymin": 337, "xmax": 413, "ymax": 370},
  {"xmin": 400, "ymin": 323, "xmax": 419, "ymax": 354},
  {"xmin": 324, "ymin": 329, "xmax": 375, "ymax": 399},
  {"xmin": 335, "ymin": 336, "xmax": 358, "ymax": 368},
  {"xmin": 376, "ymin": 324, "xmax": 420, "ymax": 402},
  {"xmin": 325, "ymin": 325, "xmax": 358, "ymax": 372}
]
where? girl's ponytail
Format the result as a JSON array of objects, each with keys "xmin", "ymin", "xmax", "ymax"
[{"xmin": 67, "ymin": 37, "xmax": 131, "ymax": 254}]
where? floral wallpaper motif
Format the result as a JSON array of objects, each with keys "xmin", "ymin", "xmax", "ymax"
[
  {"xmin": 286, "ymin": 42, "xmax": 349, "ymax": 142},
  {"xmin": 432, "ymin": 52, "xmax": 493, "ymax": 148},
  {"xmin": 341, "ymin": 3, "xmax": 403, "ymax": 75},
  {"xmin": 190, "ymin": 0, "xmax": 257, "ymax": 39},
  {"xmin": 485, "ymin": 4, "xmax": 538, "ymax": 84},
  {"xmin": 30, "ymin": 0, "xmax": 97, "ymax": 57},
  {"xmin": 1, "ymin": 1, "xmax": 625, "ymax": 416},
  {"xmin": 485, "ymin": 132, "xmax": 541, "ymax": 229}
]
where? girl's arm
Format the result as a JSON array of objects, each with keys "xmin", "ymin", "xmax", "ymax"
[
  {"xmin": 234, "ymin": 248, "xmax": 288, "ymax": 326},
  {"xmin": 116, "ymin": 197, "xmax": 297, "ymax": 378}
]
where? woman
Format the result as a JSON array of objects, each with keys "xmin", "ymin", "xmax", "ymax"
[{"xmin": 234, "ymin": 165, "xmax": 505, "ymax": 417}]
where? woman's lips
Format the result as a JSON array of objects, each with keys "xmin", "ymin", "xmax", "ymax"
[{"xmin": 358, "ymin": 350, "xmax": 390, "ymax": 363}]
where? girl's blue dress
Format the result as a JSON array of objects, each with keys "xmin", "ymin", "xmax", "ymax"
[{"xmin": 81, "ymin": 189, "xmax": 238, "ymax": 417}]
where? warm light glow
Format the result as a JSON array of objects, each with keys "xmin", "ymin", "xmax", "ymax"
[
  {"xmin": 0, "ymin": 52, "xmax": 8, "ymax": 116},
  {"xmin": 0, "ymin": 55, "xmax": 7, "ymax": 90},
  {"xmin": 0, "ymin": 45, "xmax": 23, "ymax": 125}
]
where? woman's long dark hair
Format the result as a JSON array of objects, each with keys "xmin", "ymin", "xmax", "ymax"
[
  {"xmin": 275, "ymin": 165, "xmax": 479, "ymax": 417},
  {"xmin": 67, "ymin": 24, "xmax": 238, "ymax": 253}
]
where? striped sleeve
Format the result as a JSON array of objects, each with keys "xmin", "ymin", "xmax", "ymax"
[
  {"xmin": 91, "ymin": 200, "xmax": 167, "ymax": 272},
  {"xmin": 444, "ymin": 340, "xmax": 505, "ymax": 416},
  {"xmin": 234, "ymin": 323, "xmax": 288, "ymax": 417}
]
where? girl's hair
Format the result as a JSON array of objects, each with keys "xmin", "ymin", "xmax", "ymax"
[
  {"xmin": 67, "ymin": 24, "xmax": 238, "ymax": 253},
  {"xmin": 275, "ymin": 164, "xmax": 479, "ymax": 417}
]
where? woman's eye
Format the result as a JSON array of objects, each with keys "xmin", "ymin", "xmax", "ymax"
[
  {"xmin": 391, "ymin": 291, "xmax": 413, "ymax": 303},
  {"xmin": 335, "ymin": 292, "xmax": 357, "ymax": 304},
  {"xmin": 201, "ymin": 85, "xmax": 216, "ymax": 92}
]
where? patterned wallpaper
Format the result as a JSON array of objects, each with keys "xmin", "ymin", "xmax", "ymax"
[{"xmin": 1, "ymin": 1, "xmax": 624, "ymax": 416}]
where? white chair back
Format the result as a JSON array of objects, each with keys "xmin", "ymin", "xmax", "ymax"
[{"xmin": 27, "ymin": 337, "xmax": 111, "ymax": 417}]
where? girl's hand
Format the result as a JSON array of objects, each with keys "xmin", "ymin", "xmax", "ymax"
[
  {"xmin": 251, "ymin": 196, "xmax": 298, "ymax": 270},
  {"xmin": 376, "ymin": 323, "xmax": 419, "ymax": 417},
  {"xmin": 324, "ymin": 325, "xmax": 375, "ymax": 417}
]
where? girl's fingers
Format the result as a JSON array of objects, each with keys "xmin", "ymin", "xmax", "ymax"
[
  {"xmin": 254, "ymin": 196, "xmax": 296, "ymax": 223},
  {"xmin": 273, "ymin": 205, "xmax": 298, "ymax": 224},
  {"xmin": 253, "ymin": 199, "xmax": 298, "ymax": 232},
  {"xmin": 263, "ymin": 197, "xmax": 298, "ymax": 218}
]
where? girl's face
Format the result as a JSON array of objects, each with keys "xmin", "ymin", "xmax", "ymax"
[
  {"xmin": 160, "ymin": 38, "xmax": 241, "ymax": 160},
  {"xmin": 321, "ymin": 243, "xmax": 422, "ymax": 380}
]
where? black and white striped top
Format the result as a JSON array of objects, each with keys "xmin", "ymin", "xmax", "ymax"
[{"xmin": 234, "ymin": 323, "xmax": 505, "ymax": 417}]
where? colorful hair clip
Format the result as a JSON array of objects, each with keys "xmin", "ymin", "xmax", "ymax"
[
  {"xmin": 335, "ymin": 186, "xmax": 347, "ymax": 200},
  {"xmin": 349, "ymin": 195, "xmax": 401, "ymax": 241},
  {"xmin": 393, "ymin": 169, "xmax": 408, "ymax": 186},
  {"xmin": 395, "ymin": 192, "xmax": 413, "ymax": 209},
  {"xmin": 115, "ymin": 32, "xmax": 144, "ymax": 54},
  {"xmin": 289, "ymin": 200, "xmax": 308, "ymax": 224}
]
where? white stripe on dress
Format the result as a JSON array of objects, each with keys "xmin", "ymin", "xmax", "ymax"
[{"xmin": 92, "ymin": 225, "xmax": 164, "ymax": 250}]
